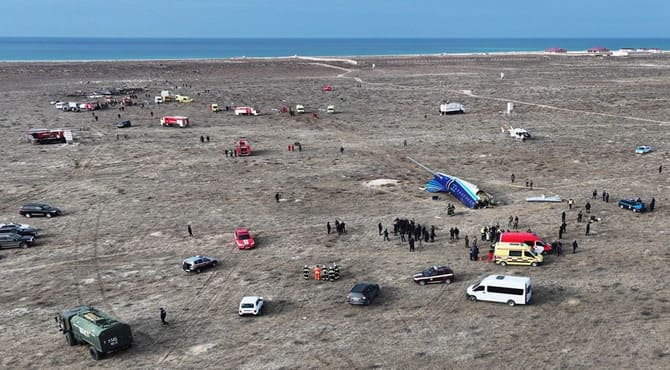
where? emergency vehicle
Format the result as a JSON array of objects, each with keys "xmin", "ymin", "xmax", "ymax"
[
  {"xmin": 499, "ymin": 231, "xmax": 551, "ymax": 254},
  {"xmin": 234, "ymin": 107, "xmax": 259, "ymax": 116},
  {"xmin": 235, "ymin": 138, "xmax": 252, "ymax": 156},
  {"xmin": 234, "ymin": 228, "xmax": 256, "ymax": 249},
  {"xmin": 25, "ymin": 128, "xmax": 70, "ymax": 144},
  {"xmin": 160, "ymin": 116, "xmax": 190, "ymax": 128},
  {"xmin": 412, "ymin": 266, "xmax": 455, "ymax": 285},
  {"xmin": 494, "ymin": 242, "xmax": 543, "ymax": 267}
]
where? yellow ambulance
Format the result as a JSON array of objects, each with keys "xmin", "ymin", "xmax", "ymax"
[{"xmin": 494, "ymin": 242, "xmax": 543, "ymax": 267}]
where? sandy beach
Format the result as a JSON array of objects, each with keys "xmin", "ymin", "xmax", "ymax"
[{"xmin": 0, "ymin": 53, "xmax": 669, "ymax": 369}]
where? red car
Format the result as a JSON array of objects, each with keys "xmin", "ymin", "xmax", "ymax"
[{"xmin": 234, "ymin": 228, "xmax": 256, "ymax": 250}]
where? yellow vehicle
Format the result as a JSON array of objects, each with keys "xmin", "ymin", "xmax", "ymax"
[
  {"xmin": 494, "ymin": 242, "xmax": 543, "ymax": 267},
  {"xmin": 175, "ymin": 95, "xmax": 193, "ymax": 103},
  {"xmin": 209, "ymin": 103, "xmax": 220, "ymax": 112}
]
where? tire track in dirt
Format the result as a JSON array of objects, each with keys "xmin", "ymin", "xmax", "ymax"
[
  {"xmin": 456, "ymin": 89, "xmax": 670, "ymax": 126},
  {"xmin": 316, "ymin": 60, "xmax": 670, "ymax": 129}
]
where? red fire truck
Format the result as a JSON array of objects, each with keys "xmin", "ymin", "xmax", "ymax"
[{"xmin": 160, "ymin": 116, "xmax": 190, "ymax": 128}]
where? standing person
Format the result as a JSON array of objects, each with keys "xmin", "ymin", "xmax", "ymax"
[
  {"xmin": 464, "ymin": 235, "xmax": 470, "ymax": 249},
  {"xmin": 605, "ymin": 192, "xmax": 609, "ymax": 203},
  {"xmin": 449, "ymin": 227, "xmax": 454, "ymax": 241},
  {"xmin": 160, "ymin": 308, "xmax": 168, "ymax": 325},
  {"xmin": 585, "ymin": 201, "xmax": 591, "ymax": 214},
  {"xmin": 200, "ymin": 135, "xmax": 205, "ymax": 143},
  {"xmin": 568, "ymin": 198, "xmax": 574, "ymax": 209},
  {"xmin": 430, "ymin": 227, "xmax": 436, "ymax": 242},
  {"xmin": 659, "ymin": 165, "xmax": 663, "ymax": 174},
  {"xmin": 572, "ymin": 240, "xmax": 578, "ymax": 254},
  {"xmin": 409, "ymin": 237, "xmax": 415, "ymax": 252},
  {"xmin": 378, "ymin": 222, "xmax": 383, "ymax": 236},
  {"xmin": 327, "ymin": 222, "xmax": 331, "ymax": 234},
  {"xmin": 585, "ymin": 222, "xmax": 591, "ymax": 236},
  {"xmin": 650, "ymin": 197, "xmax": 656, "ymax": 212},
  {"xmin": 529, "ymin": 180, "xmax": 533, "ymax": 189},
  {"xmin": 383, "ymin": 228, "xmax": 390, "ymax": 241},
  {"xmin": 577, "ymin": 210, "xmax": 583, "ymax": 223},
  {"xmin": 275, "ymin": 192, "xmax": 280, "ymax": 203},
  {"xmin": 339, "ymin": 146, "xmax": 344, "ymax": 155},
  {"xmin": 508, "ymin": 216, "xmax": 513, "ymax": 228},
  {"xmin": 561, "ymin": 211, "xmax": 566, "ymax": 223},
  {"xmin": 473, "ymin": 244, "xmax": 479, "ymax": 261},
  {"xmin": 556, "ymin": 242, "xmax": 563, "ymax": 256},
  {"xmin": 592, "ymin": 189, "xmax": 597, "ymax": 199},
  {"xmin": 187, "ymin": 224, "xmax": 193, "ymax": 237},
  {"xmin": 511, "ymin": 173, "xmax": 515, "ymax": 183},
  {"xmin": 454, "ymin": 227, "xmax": 460, "ymax": 239},
  {"xmin": 558, "ymin": 226, "xmax": 563, "ymax": 240},
  {"xmin": 513, "ymin": 216, "xmax": 519, "ymax": 230}
]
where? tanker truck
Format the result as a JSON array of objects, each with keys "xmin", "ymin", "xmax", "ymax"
[{"xmin": 55, "ymin": 305, "xmax": 133, "ymax": 361}]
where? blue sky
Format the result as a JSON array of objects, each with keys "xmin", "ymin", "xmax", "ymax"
[{"xmin": 2, "ymin": 0, "xmax": 669, "ymax": 38}]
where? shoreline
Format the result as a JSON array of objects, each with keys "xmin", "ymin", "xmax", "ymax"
[{"xmin": 1, "ymin": 49, "xmax": 668, "ymax": 64}]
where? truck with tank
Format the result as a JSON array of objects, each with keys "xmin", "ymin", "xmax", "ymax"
[{"xmin": 54, "ymin": 305, "xmax": 133, "ymax": 361}]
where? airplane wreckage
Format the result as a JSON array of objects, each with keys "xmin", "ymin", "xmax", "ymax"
[{"xmin": 407, "ymin": 157, "xmax": 494, "ymax": 209}]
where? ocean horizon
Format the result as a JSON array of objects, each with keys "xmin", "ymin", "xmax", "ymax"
[{"xmin": 1, "ymin": 37, "xmax": 669, "ymax": 62}]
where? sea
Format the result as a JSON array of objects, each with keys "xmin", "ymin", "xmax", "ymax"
[{"xmin": 1, "ymin": 37, "xmax": 669, "ymax": 62}]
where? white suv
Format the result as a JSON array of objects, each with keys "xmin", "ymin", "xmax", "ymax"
[{"xmin": 239, "ymin": 296, "xmax": 264, "ymax": 316}]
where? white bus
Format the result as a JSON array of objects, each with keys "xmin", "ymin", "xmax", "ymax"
[{"xmin": 466, "ymin": 275, "xmax": 532, "ymax": 306}]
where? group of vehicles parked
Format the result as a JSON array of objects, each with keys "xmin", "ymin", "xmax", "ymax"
[{"xmin": 0, "ymin": 203, "xmax": 61, "ymax": 250}]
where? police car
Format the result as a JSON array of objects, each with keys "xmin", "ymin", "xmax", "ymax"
[{"xmin": 412, "ymin": 265, "xmax": 455, "ymax": 285}]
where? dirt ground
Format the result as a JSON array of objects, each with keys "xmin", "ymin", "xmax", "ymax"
[{"xmin": 0, "ymin": 54, "xmax": 669, "ymax": 369}]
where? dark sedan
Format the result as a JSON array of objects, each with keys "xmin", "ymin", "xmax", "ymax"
[
  {"xmin": 0, "ymin": 223, "xmax": 38, "ymax": 237},
  {"xmin": 0, "ymin": 233, "xmax": 35, "ymax": 249}
]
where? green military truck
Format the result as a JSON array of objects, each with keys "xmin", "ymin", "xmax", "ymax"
[{"xmin": 55, "ymin": 305, "xmax": 133, "ymax": 361}]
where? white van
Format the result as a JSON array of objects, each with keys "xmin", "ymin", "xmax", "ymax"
[{"xmin": 466, "ymin": 275, "xmax": 532, "ymax": 306}]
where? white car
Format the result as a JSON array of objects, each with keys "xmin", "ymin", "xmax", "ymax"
[
  {"xmin": 239, "ymin": 296, "xmax": 264, "ymax": 316},
  {"xmin": 635, "ymin": 145, "xmax": 652, "ymax": 154}
]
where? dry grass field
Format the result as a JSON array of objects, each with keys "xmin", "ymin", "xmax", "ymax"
[{"xmin": 0, "ymin": 54, "xmax": 669, "ymax": 369}]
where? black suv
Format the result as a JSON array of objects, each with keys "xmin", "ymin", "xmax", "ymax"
[
  {"xmin": 0, "ymin": 223, "xmax": 37, "ymax": 237},
  {"xmin": 347, "ymin": 282, "xmax": 380, "ymax": 305},
  {"xmin": 19, "ymin": 203, "xmax": 62, "ymax": 218},
  {"xmin": 0, "ymin": 233, "xmax": 35, "ymax": 249}
]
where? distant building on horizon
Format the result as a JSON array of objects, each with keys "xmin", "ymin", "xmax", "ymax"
[
  {"xmin": 588, "ymin": 46, "xmax": 610, "ymax": 53},
  {"xmin": 545, "ymin": 47, "xmax": 567, "ymax": 53}
]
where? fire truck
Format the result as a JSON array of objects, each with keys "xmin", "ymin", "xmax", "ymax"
[
  {"xmin": 160, "ymin": 116, "xmax": 190, "ymax": 128},
  {"xmin": 236, "ymin": 138, "xmax": 252, "ymax": 156},
  {"xmin": 234, "ymin": 107, "xmax": 259, "ymax": 116},
  {"xmin": 25, "ymin": 128, "xmax": 74, "ymax": 144}
]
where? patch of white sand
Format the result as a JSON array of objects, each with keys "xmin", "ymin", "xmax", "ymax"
[{"xmin": 365, "ymin": 179, "xmax": 399, "ymax": 187}]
